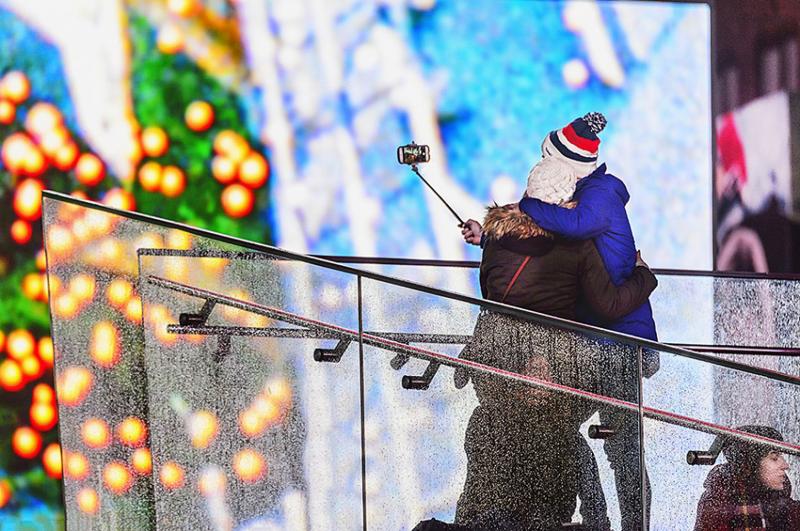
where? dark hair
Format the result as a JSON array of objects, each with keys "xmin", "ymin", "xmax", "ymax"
[{"xmin": 722, "ymin": 425, "xmax": 784, "ymax": 473}]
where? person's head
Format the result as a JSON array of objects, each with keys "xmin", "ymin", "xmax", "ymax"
[
  {"xmin": 525, "ymin": 157, "xmax": 577, "ymax": 206},
  {"xmin": 541, "ymin": 112, "xmax": 607, "ymax": 178},
  {"xmin": 723, "ymin": 425, "xmax": 790, "ymax": 490}
]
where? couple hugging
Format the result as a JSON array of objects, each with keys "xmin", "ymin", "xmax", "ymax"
[{"xmin": 456, "ymin": 112, "xmax": 658, "ymax": 530}]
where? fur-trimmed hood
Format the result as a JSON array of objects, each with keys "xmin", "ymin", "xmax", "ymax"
[{"xmin": 482, "ymin": 204, "xmax": 553, "ymax": 240}]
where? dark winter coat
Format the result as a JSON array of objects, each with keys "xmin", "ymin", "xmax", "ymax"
[
  {"xmin": 479, "ymin": 203, "xmax": 657, "ymax": 323},
  {"xmin": 519, "ymin": 163, "xmax": 658, "ymax": 341},
  {"xmin": 451, "ymin": 205, "xmax": 655, "ymax": 531},
  {"xmin": 694, "ymin": 464, "xmax": 800, "ymax": 530}
]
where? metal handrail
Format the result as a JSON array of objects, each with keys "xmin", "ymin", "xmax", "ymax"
[
  {"xmin": 43, "ymin": 191, "xmax": 798, "ymax": 372},
  {"xmin": 311, "ymin": 255, "xmax": 800, "ymax": 282},
  {"xmin": 136, "ymin": 249, "xmax": 800, "ymax": 358},
  {"xmin": 145, "ymin": 274, "xmax": 800, "ymax": 458}
]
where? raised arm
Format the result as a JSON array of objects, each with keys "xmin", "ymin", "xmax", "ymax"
[
  {"xmin": 519, "ymin": 189, "xmax": 610, "ymax": 239},
  {"xmin": 578, "ymin": 242, "xmax": 657, "ymax": 322}
]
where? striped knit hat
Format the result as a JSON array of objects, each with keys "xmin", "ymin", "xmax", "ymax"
[{"xmin": 541, "ymin": 112, "xmax": 607, "ymax": 178}]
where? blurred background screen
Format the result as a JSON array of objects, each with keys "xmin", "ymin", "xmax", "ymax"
[{"xmin": 0, "ymin": 0, "xmax": 710, "ymax": 528}]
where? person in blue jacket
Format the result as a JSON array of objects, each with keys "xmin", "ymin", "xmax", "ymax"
[{"xmin": 461, "ymin": 112, "xmax": 658, "ymax": 531}]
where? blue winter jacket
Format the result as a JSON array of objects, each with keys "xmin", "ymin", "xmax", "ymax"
[{"xmin": 519, "ymin": 163, "xmax": 658, "ymax": 341}]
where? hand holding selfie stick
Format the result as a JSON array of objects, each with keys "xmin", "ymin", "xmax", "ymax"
[{"xmin": 397, "ymin": 142, "xmax": 465, "ymax": 227}]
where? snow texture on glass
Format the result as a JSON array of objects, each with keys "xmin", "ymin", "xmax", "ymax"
[{"xmin": 139, "ymin": 251, "xmax": 361, "ymax": 530}]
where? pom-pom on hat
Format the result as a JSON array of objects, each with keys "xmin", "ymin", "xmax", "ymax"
[
  {"xmin": 542, "ymin": 112, "xmax": 607, "ymax": 178},
  {"xmin": 526, "ymin": 157, "xmax": 577, "ymax": 206}
]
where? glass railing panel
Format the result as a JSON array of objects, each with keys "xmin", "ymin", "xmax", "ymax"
[
  {"xmin": 643, "ymin": 348, "xmax": 800, "ymax": 528},
  {"xmin": 139, "ymin": 252, "xmax": 362, "ymax": 530},
  {"xmin": 320, "ymin": 261, "xmax": 800, "ymax": 353},
  {"xmin": 43, "ymin": 196, "xmax": 215, "ymax": 529},
  {"xmin": 359, "ymin": 278, "xmax": 644, "ymax": 531}
]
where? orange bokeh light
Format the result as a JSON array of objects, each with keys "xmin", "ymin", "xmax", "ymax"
[
  {"xmin": 238, "ymin": 152, "xmax": 269, "ymax": 189},
  {"xmin": 185, "ymin": 100, "xmax": 214, "ymax": 131},
  {"xmin": 13, "ymin": 178, "xmax": 44, "ymax": 220},
  {"xmin": 0, "ymin": 99, "xmax": 15, "ymax": 124},
  {"xmin": 213, "ymin": 130, "xmax": 242, "ymax": 155},
  {"xmin": 188, "ymin": 410, "xmax": 219, "ymax": 449},
  {"xmin": 25, "ymin": 102, "xmax": 63, "ymax": 136},
  {"xmin": 30, "ymin": 401, "xmax": 57, "ymax": 431},
  {"xmin": 238, "ymin": 408, "xmax": 266, "ymax": 438},
  {"xmin": 53, "ymin": 142, "xmax": 79, "ymax": 171},
  {"xmin": 64, "ymin": 451, "xmax": 90, "ymax": 480},
  {"xmin": 131, "ymin": 447, "xmax": 152, "ymax": 475},
  {"xmin": 53, "ymin": 292, "xmax": 79, "ymax": 319},
  {"xmin": 117, "ymin": 417, "xmax": 147, "ymax": 448},
  {"xmin": 75, "ymin": 153, "xmax": 106, "ymax": 187},
  {"xmin": 76, "ymin": 487, "xmax": 99, "ymax": 514},
  {"xmin": 10, "ymin": 219, "xmax": 32, "ymax": 245},
  {"xmin": 265, "ymin": 378, "xmax": 292, "ymax": 407},
  {"xmin": 90, "ymin": 321, "xmax": 119, "ymax": 368},
  {"xmin": 12, "ymin": 426, "xmax": 42, "ymax": 459},
  {"xmin": 56, "ymin": 366, "xmax": 93, "ymax": 407},
  {"xmin": 221, "ymin": 184, "xmax": 254, "ymax": 218},
  {"xmin": 168, "ymin": 0, "xmax": 200, "ymax": 17},
  {"xmin": 32, "ymin": 382, "xmax": 55, "ymax": 403},
  {"xmin": 1, "ymin": 71, "xmax": 30, "ymax": 104},
  {"xmin": 21, "ymin": 272, "xmax": 44, "ymax": 301},
  {"xmin": 21, "ymin": 145, "xmax": 46, "ymax": 178},
  {"xmin": 81, "ymin": 418, "xmax": 111, "ymax": 449},
  {"xmin": 0, "ymin": 359, "xmax": 24, "ymax": 392},
  {"xmin": 160, "ymin": 165, "xmax": 186, "ymax": 197},
  {"xmin": 166, "ymin": 230, "xmax": 192, "ymax": 250},
  {"xmin": 141, "ymin": 126, "xmax": 169, "ymax": 157},
  {"xmin": 46, "ymin": 224, "xmax": 74, "ymax": 255},
  {"xmin": 69, "ymin": 273, "xmax": 96, "ymax": 302},
  {"xmin": 42, "ymin": 443, "xmax": 63, "ymax": 479},
  {"xmin": 103, "ymin": 188, "xmax": 136, "ymax": 211},
  {"xmin": 0, "ymin": 479, "xmax": 10, "ymax": 508},
  {"xmin": 7, "ymin": 329, "xmax": 35, "ymax": 360},
  {"xmin": 1, "ymin": 132, "xmax": 34, "ymax": 174},
  {"xmin": 232, "ymin": 449, "xmax": 266, "ymax": 484},
  {"xmin": 106, "ymin": 278, "xmax": 133, "ymax": 307},
  {"xmin": 157, "ymin": 23, "xmax": 185, "ymax": 55},
  {"xmin": 138, "ymin": 161, "xmax": 162, "ymax": 192},
  {"xmin": 20, "ymin": 355, "xmax": 43, "ymax": 381},
  {"xmin": 160, "ymin": 461, "xmax": 185, "ymax": 490},
  {"xmin": 125, "ymin": 296, "xmax": 143, "ymax": 324},
  {"xmin": 39, "ymin": 128, "xmax": 68, "ymax": 157},
  {"xmin": 103, "ymin": 461, "xmax": 133, "ymax": 494},
  {"xmin": 253, "ymin": 395, "xmax": 281, "ymax": 424},
  {"xmin": 35, "ymin": 249, "xmax": 47, "ymax": 271},
  {"xmin": 0, "ymin": 330, "xmax": 4, "ymax": 352},
  {"xmin": 211, "ymin": 156, "xmax": 237, "ymax": 184}
]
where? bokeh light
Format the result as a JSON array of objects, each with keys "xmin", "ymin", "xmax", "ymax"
[
  {"xmin": 103, "ymin": 462, "xmax": 133, "ymax": 495},
  {"xmin": 160, "ymin": 461, "xmax": 185, "ymax": 490},
  {"xmin": 12, "ymin": 426, "xmax": 42, "ymax": 459},
  {"xmin": 232, "ymin": 448, "xmax": 267, "ymax": 484},
  {"xmin": 81, "ymin": 418, "xmax": 111, "ymax": 449},
  {"xmin": 117, "ymin": 417, "xmax": 147, "ymax": 448},
  {"xmin": 42, "ymin": 443, "xmax": 63, "ymax": 479}
]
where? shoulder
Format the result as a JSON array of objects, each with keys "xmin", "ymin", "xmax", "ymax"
[{"xmin": 560, "ymin": 239, "xmax": 597, "ymax": 260}]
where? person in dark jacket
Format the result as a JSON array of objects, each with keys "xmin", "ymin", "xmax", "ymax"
[
  {"xmin": 462, "ymin": 113, "xmax": 657, "ymax": 530},
  {"xmin": 451, "ymin": 157, "xmax": 658, "ymax": 531},
  {"xmin": 695, "ymin": 425, "xmax": 800, "ymax": 531}
]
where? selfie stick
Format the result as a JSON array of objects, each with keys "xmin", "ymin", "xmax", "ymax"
[{"xmin": 411, "ymin": 164, "xmax": 466, "ymax": 227}]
